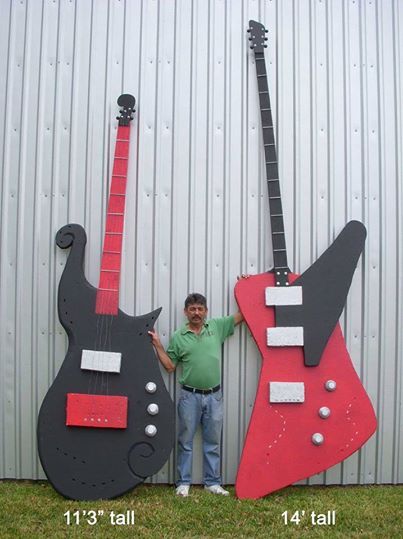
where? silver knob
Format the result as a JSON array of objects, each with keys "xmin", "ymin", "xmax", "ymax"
[
  {"xmin": 145, "ymin": 382, "xmax": 157, "ymax": 394},
  {"xmin": 325, "ymin": 380, "xmax": 337, "ymax": 392},
  {"xmin": 147, "ymin": 403, "xmax": 159, "ymax": 416},
  {"xmin": 318, "ymin": 406, "xmax": 331, "ymax": 419},
  {"xmin": 312, "ymin": 433, "xmax": 324, "ymax": 445},
  {"xmin": 145, "ymin": 424, "xmax": 157, "ymax": 437}
]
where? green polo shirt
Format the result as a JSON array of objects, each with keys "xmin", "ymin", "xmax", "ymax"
[{"xmin": 166, "ymin": 316, "xmax": 235, "ymax": 389}]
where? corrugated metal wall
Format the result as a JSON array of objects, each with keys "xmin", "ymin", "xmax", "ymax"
[{"xmin": 0, "ymin": 0, "xmax": 401, "ymax": 486}]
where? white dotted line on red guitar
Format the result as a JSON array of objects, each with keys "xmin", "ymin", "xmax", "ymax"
[
  {"xmin": 345, "ymin": 402, "xmax": 359, "ymax": 449},
  {"xmin": 266, "ymin": 407, "xmax": 286, "ymax": 463}
]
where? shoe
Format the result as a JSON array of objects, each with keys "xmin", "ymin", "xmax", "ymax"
[
  {"xmin": 204, "ymin": 484, "xmax": 229, "ymax": 496},
  {"xmin": 175, "ymin": 484, "xmax": 190, "ymax": 497}
]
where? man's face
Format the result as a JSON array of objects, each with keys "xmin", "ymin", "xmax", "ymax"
[{"xmin": 184, "ymin": 303, "xmax": 208, "ymax": 326}]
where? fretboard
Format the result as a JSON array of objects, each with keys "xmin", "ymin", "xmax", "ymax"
[
  {"xmin": 254, "ymin": 50, "xmax": 290, "ymax": 286},
  {"xmin": 95, "ymin": 124, "xmax": 131, "ymax": 315}
]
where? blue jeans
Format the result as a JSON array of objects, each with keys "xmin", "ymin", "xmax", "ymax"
[{"xmin": 177, "ymin": 388, "xmax": 223, "ymax": 486}]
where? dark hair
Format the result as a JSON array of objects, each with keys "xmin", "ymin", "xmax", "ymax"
[{"xmin": 184, "ymin": 293, "xmax": 207, "ymax": 309}]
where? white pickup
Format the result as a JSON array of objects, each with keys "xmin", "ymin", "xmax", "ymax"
[
  {"xmin": 267, "ymin": 326, "xmax": 304, "ymax": 346},
  {"xmin": 80, "ymin": 349, "xmax": 122, "ymax": 373},
  {"xmin": 269, "ymin": 381, "xmax": 305, "ymax": 403},
  {"xmin": 265, "ymin": 285, "xmax": 303, "ymax": 306}
]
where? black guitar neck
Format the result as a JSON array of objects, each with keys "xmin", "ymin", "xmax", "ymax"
[
  {"xmin": 249, "ymin": 20, "xmax": 290, "ymax": 286},
  {"xmin": 248, "ymin": 21, "xmax": 367, "ymax": 367}
]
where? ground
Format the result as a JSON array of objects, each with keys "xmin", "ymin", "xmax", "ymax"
[{"xmin": 0, "ymin": 481, "xmax": 402, "ymax": 538}]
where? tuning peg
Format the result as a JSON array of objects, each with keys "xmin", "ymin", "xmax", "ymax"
[
  {"xmin": 265, "ymin": 37, "xmax": 268, "ymax": 41},
  {"xmin": 264, "ymin": 44, "xmax": 268, "ymax": 48},
  {"xmin": 247, "ymin": 28, "xmax": 251, "ymax": 33},
  {"xmin": 250, "ymin": 46, "xmax": 254, "ymax": 49},
  {"xmin": 248, "ymin": 37, "xmax": 252, "ymax": 41},
  {"xmin": 265, "ymin": 29, "xmax": 268, "ymax": 33}
]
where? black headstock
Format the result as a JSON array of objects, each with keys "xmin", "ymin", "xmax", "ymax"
[
  {"xmin": 117, "ymin": 94, "xmax": 136, "ymax": 126},
  {"xmin": 247, "ymin": 20, "xmax": 268, "ymax": 53}
]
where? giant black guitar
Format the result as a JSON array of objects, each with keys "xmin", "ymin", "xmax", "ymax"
[{"xmin": 37, "ymin": 95, "xmax": 175, "ymax": 500}]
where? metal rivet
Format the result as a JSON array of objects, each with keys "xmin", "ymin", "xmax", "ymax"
[
  {"xmin": 145, "ymin": 424, "xmax": 157, "ymax": 437},
  {"xmin": 147, "ymin": 403, "xmax": 159, "ymax": 416},
  {"xmin": 145, "ymin": 382, "xmax": 157, "ymax": 393},
  {"xmin": 318, "ymin": 406, "xmax": 331, "ymax": 419},
  {"xmin": 312, "ymin": 433, "xmax": 324, "ymax": 445},
  {"xmin": 325, "ymin": 380, "xmax": 337, "ymax": 392}
]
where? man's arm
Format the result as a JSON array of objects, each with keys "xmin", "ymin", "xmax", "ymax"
[
  {"xmin": 233, "ymin": 311, "xmax": 244, "ymax": 326},
  {"xmin": 233, "ymin": 274, "xmax": 249, "ymax": 326},
  {"xmin": 148, "ymin": 330, "xmax": 176, "ymax": 373}
]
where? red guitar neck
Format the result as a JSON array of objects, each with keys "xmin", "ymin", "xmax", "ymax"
[{"xmin": 95, "ymin": 125, "xmax": 131, "ymax": 315}]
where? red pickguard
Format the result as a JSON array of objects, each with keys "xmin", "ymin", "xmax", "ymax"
[{"xmin": 235, "ymin": 272, "xmax": 377, "ymax": 499}]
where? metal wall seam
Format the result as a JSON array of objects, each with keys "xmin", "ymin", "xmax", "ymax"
[
  {"xmin": 0, "ymin": 3, "xmax": 12, "ymax": 474},
  {"xmin": 151, "ymin": 0, "xmax": 176, "ymax": 485},
  {"xmin": 360, "ymin": 0, "xmax": 380, "ymax": 485},
  {"xmin": 222, "ymin": 0, "xmax": 245, "ymax": 485},
  {"xmin": 395, "ymin": 0, "xmax": 403, "ymax": 485},
  {"xmin": 377, "ymin": 1, "xmax": 399, "ymax": 484}
]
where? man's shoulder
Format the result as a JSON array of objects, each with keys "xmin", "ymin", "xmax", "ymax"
[
  {"xmin": 207, "ymin": 315, "xmax": 234, "ymax": 325},
  {"xmin": 207, "ymin": 316, "xmax": 235, "ymax": 339}
]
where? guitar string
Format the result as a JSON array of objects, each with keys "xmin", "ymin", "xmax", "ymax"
[
  {"xmin": 101, "ymin": 129, "xmax": 128, "ymax": 403},
  {"xmin": 98, "ymin": 130, "xmax": 120, "ymax": 398},
  {"xmin": 88, "ymin": 140, "xmax": 115, "ymax": 408},
  {"xmin": 256, "ymin": 53, "xmax": 288, "ymax": 282},
  {"xmin": 105, "ymin": 131, "xmax": 124, "ymax": 399},
  {"xmin": 83, "ymin": 120, "xmax": 130, "ymax": 423}
]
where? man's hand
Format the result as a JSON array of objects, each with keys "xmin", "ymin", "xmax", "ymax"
[
  {"xmin": 234, "ymin": 275, "xmax": 249, "ymax": 325},
  {"xmin": 233, "ymin": 311, "xmax": 244, "ymax": 325},
  {"xmin": 148, "ymin": 329, "xmax": 162, "ymax": 348},
  {"xmin": 237, "ymin": 273, "xmax": 250, "ymax": 280},
  {"xmin": 148, "ymin": 329, "xmax": 176, "ymax": 373}
]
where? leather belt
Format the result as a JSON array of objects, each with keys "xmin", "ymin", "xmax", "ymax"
[{"xmin": 182, "ymin": 384, "xmax": 220, "ymax": 395}]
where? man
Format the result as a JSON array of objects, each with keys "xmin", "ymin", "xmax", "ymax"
[{"xmin": 148, "ymin": 292, "xmax": 244, "ymax": 497}]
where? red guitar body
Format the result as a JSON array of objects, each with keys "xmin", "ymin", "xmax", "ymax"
[{"xmin": 235, "ymin": 272, "xmax": 377, "ymax": 499}]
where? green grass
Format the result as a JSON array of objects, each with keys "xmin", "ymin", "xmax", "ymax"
[{"xmin": 0, "ymin": 481, "xmax": 402, "ymax": 538}]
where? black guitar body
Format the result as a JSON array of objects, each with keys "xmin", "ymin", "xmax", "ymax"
[{"xmin": 37, "ymin": 224, "xmax": 175, "ymax": 500}]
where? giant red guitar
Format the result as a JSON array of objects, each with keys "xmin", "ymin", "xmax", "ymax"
[
  {"xmin": 235, "ymin": 22, "xmax": 376, "ymax": 499},
  {"xmin": 37, "ymin": 95, "xmax": 175, "ymax": 500}
]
